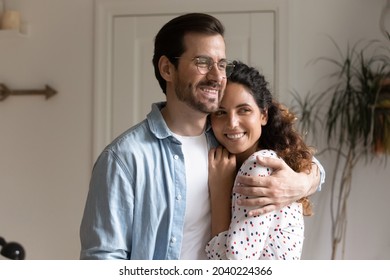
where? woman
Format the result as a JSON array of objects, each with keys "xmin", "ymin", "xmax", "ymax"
[{"xmin": 206, "ymin": 61, "xmax": 313, "ymax": 260}]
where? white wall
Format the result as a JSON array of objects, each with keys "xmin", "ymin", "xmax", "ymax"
[
  {"xmin": 0, "ymin": 0, "xmax": 388, "ymax": 259},
  {"xmin": 0, "ymin": 0, "xmax": 93, "ymax": 259},
  {"xmin": 288, "ymin": 0, "xmax": 390, "ymax": 259}
]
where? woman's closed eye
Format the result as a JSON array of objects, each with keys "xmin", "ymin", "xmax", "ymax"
[
  {"xmin": 237, "ymin": 107, "xmax": 252, "ymax": 114},
  {"xmin": 213, "ymin": 110, "xmax": 227, "ymax": 117}
]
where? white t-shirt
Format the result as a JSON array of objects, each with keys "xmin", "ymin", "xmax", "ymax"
[{"xmin": 173, "ymin": 133, "xmax": 210, "ymax": 259}]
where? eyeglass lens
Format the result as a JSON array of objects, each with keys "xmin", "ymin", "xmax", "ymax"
[{"xmin": 194, "ymin": 57, "xmax": 234, "ymax": 77}]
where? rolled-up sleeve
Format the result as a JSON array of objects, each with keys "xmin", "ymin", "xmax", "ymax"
[{"xmin": 312, "ymin": 156, "xmax": 326, "ymax": 191}]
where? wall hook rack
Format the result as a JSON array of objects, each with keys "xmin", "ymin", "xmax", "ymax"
[{"xmin": 0, "ymin": 83, "xmax": 57, "ymax": 101}]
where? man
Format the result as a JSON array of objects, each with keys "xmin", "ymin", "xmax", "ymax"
[{"xmin": 80, "ymin": 13, "xmax": 324, "ymax": 260}]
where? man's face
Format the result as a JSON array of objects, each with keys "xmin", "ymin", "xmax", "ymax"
[{"xmin": 172, "ymin": 33, "xmax": 228, "ymax": 114}]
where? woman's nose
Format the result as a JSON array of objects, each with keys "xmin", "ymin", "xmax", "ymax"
[{"xmin": 226, "ymin": 113, "xmax": 239, "ymax": 129}]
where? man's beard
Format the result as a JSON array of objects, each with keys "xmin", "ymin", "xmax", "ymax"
[{"xmin": 174, "ymin": 80, "xmax": 221, "ymax": 114}]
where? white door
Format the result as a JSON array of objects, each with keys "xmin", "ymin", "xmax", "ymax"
[{"xmin": 93, "ymin": 0, "xmax": 287, "ymax": 160}]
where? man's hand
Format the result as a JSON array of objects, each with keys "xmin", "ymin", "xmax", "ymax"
[{"xmin": 233, "ymin": 155, "xmax": 320, "ymax": 216}]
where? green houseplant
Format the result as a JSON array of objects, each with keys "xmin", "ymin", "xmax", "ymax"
[{"xmin": 292, "ymin": 37, "xmax": 390, "ymax": 259}]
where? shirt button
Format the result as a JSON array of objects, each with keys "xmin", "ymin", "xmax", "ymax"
[
  {"xmin": 170, "ymin": 237, "xmax": 177, "ymax": 243},
  {"xmin": 174, "ymin": 155, "xmax": 179, "ymax": 160},
  {"xmin": 176, "ymin": 194, "xmax": 182, "ymax": 200}
]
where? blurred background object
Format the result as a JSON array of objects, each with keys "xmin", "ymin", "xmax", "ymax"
[{"xmin": 0, "ymin": 236, "xmax": 25, "ymax": 260}]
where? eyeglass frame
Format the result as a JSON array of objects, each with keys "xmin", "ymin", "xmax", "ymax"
[{"xmin": 172, "ymin": 56, "xmax": 235, "ymax": 78}]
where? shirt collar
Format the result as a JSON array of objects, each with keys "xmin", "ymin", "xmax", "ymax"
[{"xmin": 147, "ymin": 102, "xmax": 213, "ymax": 139}]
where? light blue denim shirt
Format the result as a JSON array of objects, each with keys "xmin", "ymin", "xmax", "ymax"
[{"xmin": 80, "ymin": 102, "xmax": 218, "ymax": 259}]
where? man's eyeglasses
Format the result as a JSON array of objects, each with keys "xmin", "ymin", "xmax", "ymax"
[{"xmin": 173, "ymin": 56, "xmax": 235, "ymax": 78}]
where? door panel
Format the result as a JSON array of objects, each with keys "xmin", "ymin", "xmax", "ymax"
[{"xmin": 92, "ymin": 0, "xmax": 287, "ymax": 160}]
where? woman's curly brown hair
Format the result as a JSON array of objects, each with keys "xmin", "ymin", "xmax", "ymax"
[{"xmin": 228, "ymin": 61, "xmax": 314, "ymax": 216}]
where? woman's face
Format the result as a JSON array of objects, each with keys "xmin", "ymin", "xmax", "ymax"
[{"xmin": 211, "ymin": 82, "xmax": 267, "ymax": 160}]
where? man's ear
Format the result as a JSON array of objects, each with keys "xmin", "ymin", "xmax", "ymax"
[{"xmin": 159, "ymin": 56, "xmax": 174, "ymax": 82}]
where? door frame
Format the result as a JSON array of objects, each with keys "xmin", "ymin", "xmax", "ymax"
[{"xmin": 92, "ymin": 0, "xmax": 288, "ymax": 161}]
